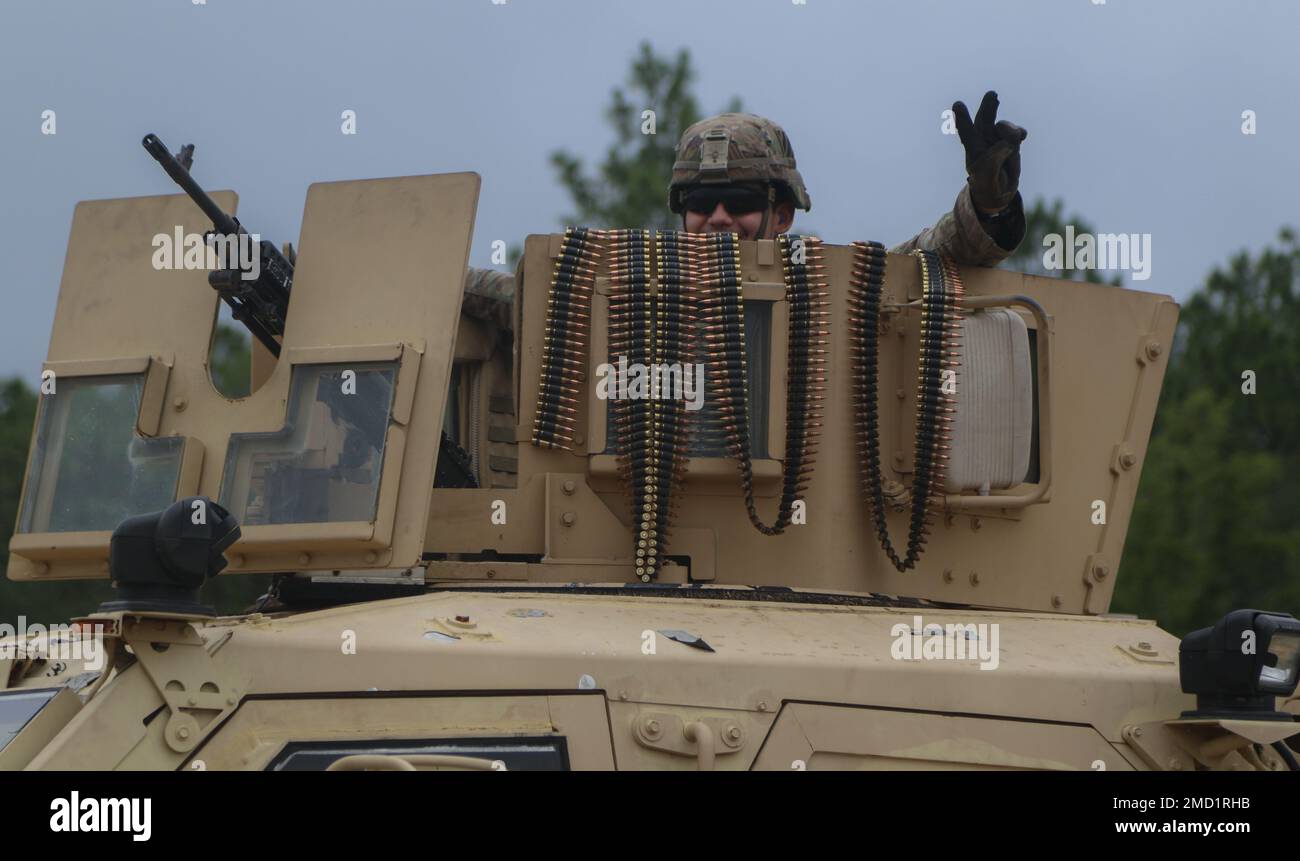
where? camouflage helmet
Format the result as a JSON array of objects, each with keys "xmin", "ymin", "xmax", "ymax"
[{"xmin": 668, "ymin": 113, "xmax": 811, "ymax": 213}]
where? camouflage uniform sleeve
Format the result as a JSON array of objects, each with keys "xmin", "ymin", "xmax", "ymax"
[
  {"xmin": 462, "ymin": 267, "xmax": 515, "ymax": 333},
  {"xmin": 889, "ymin": 185, "xmax": 1026, "ymax": 267}
]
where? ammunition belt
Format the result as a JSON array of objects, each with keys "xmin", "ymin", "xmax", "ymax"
[
  {"xmin": 531, "ymin": 227, "xmax": 600, "ymax": 450},
  {"xmin": 606, "ymin": 229, "xmax": 697, "ymax": 581},
  {"xmin": 848, "ymin": 244, "xmax": 963, "ymax": 571},
  {"xmin": 699, "ymin": 233, "xmax": 827, "ymax": 535}
]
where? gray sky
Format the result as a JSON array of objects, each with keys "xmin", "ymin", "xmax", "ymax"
[{"xmin": 2, "ymin": 0, "xmax": 1297, "ymax": 379}]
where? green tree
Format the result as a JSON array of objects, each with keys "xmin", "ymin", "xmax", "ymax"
[
  {"xmin": 1004, "ymin": 197, "xmax": 1123, "ymax": 286},
  {"xmin": 210, "ymin": 323, "xmax": 251, "ymax": 398},
  {"xmin": 1114, "ymin": 228, "xmax": 1300, "ymax": 634},
  {"xmin": 0, "ymin": 378, "xmax": 36, "ymax": 543},
  {"xmin": 550, "ymin": 41, "xmax": 741, "ymax": 231}
]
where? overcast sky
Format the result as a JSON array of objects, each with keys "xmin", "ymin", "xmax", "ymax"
[{"xmin": 1, "ymin": 0, "xmax": 1296, "ymax": 379}]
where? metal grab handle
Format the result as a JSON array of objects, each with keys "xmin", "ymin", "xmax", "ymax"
[
  {"xmin": 942, "ymin": 294, "xmax": 1053, "ymax": 511},
  {"xmin": 683, "ymin": 721, "xmax": 717, "ymax": 771},
  {"xmin": 326, "ymin": 754, "xmax": 501, "ymax": 771}
]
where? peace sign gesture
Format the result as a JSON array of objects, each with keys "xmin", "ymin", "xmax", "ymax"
[{"xmin": 952, "ymin": 90, "xmax": 1028, "ymax": 214}]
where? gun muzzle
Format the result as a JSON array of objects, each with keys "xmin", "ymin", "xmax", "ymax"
[{"xmin": 142, "ymin": 132, "xmax": 240, "ymax": 236}]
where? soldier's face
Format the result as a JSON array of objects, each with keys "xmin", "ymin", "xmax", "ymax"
[{"xmin": 683, "ymin": 200, "xmax": 795, "ymax": 241}]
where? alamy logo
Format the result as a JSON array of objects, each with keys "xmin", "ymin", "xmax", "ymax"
[
  {"xmin": 50, "ymin": 792, "xmax": 151, "ymax": 842},
  {"xmin": 0, "ymin": 617, "xmax": 105, "ymax": 672},
  {"xmin": 595, "ymin": 357, "xmax": 705, "ymax": 411},
  {"xmin": 152, "ymin": 227, "xmax": 261, "ymax": 281},
  {"xmin": 1042, "ymin": 226, "xmax": 1151, "ymax": 281},
  {"xmin": 890, "ymin": 615, "xmax": 1000, "ymax": 671}
]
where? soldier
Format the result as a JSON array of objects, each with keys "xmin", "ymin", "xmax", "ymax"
[
  {"xmin": 463, "ymin": 90, "xmax": 1028, "ymax": 327},
  {"xmin": 668, "ymin": 91, "xmax": 1027, "ymax": 264}
]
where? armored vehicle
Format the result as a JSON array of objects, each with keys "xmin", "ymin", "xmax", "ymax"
[{"xmin": 2, "ymin": 148, "xmax": 1297, "ymax": 771}]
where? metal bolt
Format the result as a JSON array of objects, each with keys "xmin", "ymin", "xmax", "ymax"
[
  {"xmin": 486, "ymin": 569, "xmax": 496, "ymax": 579},
  {"xmin": 727, "ymin": 726, "xmax": 742, "ymax": 741},
  {"xmin": 1137, "ymin": 641, "xmax": 1152, "ymax": 651},
  {"xmin": 364, "ymin": 551, "xmax": 378, "ymax": 564},
  {"xmin": 943, "ymin": 568, "xmax": 954, "ymax": 584},
  {"xmin": 562, "ymin": 480, "xmax": 576, "ymax": 495},
  {"xmin": 896, "ymin": 388, "xmax": 906, "ymax": 400},
  {"xmin": 1134, "ymin": 727, "xmax": 1143, "ymax": 737},
  {"xmin": 561, "ymin": 512, "xmax": 576, "ymax": 527},
  {"xmin": 969, "ymin": 571, "xmax": 981, "ymax": 586},
  {"xmin": 1145, "ymin": 341, "xmax": 1163, "ymax": 360},
  {"xmin": 970, "ymin": 517, "xmax": 982, "ymax": 531},
  {"xmin": 1051, "ymin": 594, "xmax": 1063, "ymax": 608},
  {"xmin": 1120, "ymin": 452, "xmax": 1137, "ymax": 469},
  {"xmin": 1093, "ymin": 564, "xmax": 1109, "ymax": 581},
  {"xmin": 757, "ymin": 701, "xmax": 769, "ymax": 712},
  {"xmin": 646, "ymin": 719, "xmax": 661, "ymax": 736},
  {"xmin": 618, "ymin": 690, "xmax": 628, "ymax": 701},
  {"xmin": 188, "ymin": 696, "xmax": 196, "ymax": 706},
  {"xmin": 455, "ymin": 615, "xmax": 470, "ymax": 623},
  {"xmin": 298, "ymin": 552, "xmax": 311, "ymax": 566},
  {"xmin": 173, "ymin": 397, "xmax": 187, "ymax": 412},
  {"xmin": 177, "ymin": 727, "xmax": 190, "ymax": 740}
]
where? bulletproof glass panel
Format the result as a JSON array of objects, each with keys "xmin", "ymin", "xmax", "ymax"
[
  {"xmin": 18, "ymin": 375, "xmax": 183, "ymax": 533},
  {"xmin": 604, "ymin": 301, "xmax": 771, "ymax": 459},
  {"xmin": 220, "ymin": 362, "xmax": 397, "ymax": 525},
  {"xmin": 0, "ymin": 689, "xmax": 61, "ymax": 753},
  {"xmin": 268, "ymin": 736, "xmax": 569, "ymax": 771}
]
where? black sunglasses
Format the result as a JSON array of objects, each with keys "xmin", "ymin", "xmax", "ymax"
[{"xmin": 681, "ymin": 185, "xmax": 772, "ymax": 216}]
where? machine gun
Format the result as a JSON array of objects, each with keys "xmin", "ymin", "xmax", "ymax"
[
  {"xmin": 143, "ymin": 133, "xmax": 294, "ymax": 358},
  {"xmin": 143, "ymin": 132, "xmax": 478, "ymax": 489}
]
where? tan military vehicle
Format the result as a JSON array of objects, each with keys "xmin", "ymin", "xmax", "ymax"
[{"xmin": 2, "ymin": 154, "xmax": 1298, "ymax": 771}]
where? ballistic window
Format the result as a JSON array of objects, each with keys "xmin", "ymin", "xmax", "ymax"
[{"xmin": 18, "ymin": 375, "xmax": 183, "ymax": 533}]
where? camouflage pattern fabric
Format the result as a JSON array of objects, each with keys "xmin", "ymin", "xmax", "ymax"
[
  {"xmin": 889, "ymin": 184, "xmax": 1026, "ymax": 267},
  {"xmin": 463, "ymin": 267, "xmax": 514, "ymax": 333},
  {"xmin": 669, "ymin": 113, "xmax": 811, "ymax": 213}
]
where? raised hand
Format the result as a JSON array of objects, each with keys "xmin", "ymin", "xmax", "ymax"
[{"xmin": 952, "ymin": 91, "xmax": 1028, "ymax": 213}]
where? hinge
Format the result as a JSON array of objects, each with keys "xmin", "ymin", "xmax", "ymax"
[{"xmin": 122, "ymin": 616, "xmax": 248, "ymax": 755}]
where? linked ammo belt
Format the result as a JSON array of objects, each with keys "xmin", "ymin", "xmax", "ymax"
[
  {"xmin": 606, "ymin": 229, "xmax": 696, "ymax": 581},
  {"xmin": 699, "ymin": 233, "xmax": 828, "ymax": 535},
  {"xmin": 531, "ymin": 227, "xmax": 601, "ymax": 450},
  {"xmin": 848, "ymin": 244, "xmax": 964, "ymax": 571},
  {"xmin": 535, "ymin": 229, "xmax": 835, "ymax": 579}
]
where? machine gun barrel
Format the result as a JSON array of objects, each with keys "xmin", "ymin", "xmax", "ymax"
[
  {"xmin": 142, "ymin": 132, "xmax": 294, "ymax": 358},
  {"xmin": 142, "ymin": 134, "xmax": 241, "ymax": 237}
]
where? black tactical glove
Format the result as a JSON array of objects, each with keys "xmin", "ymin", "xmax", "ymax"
[{"xmin": 953, "ymin": 91, "xmax": 1027, "ymax": 214}]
